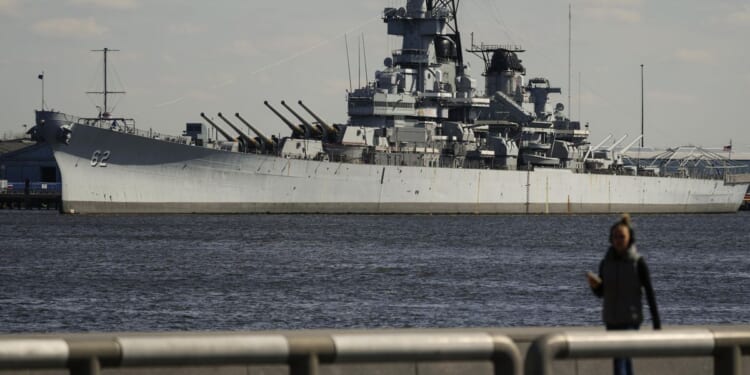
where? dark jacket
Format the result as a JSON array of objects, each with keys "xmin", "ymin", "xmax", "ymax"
[{"xmin": 592, "ymin": 245, "xmax": 661, "ymax": 329}]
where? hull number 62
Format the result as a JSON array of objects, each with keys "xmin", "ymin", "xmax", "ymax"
[{"xmin": 90, "ymin": 150, "xmax": 111, "ymax": 167}]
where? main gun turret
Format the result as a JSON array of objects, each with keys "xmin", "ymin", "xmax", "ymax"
[
  {"xmin": 281, "ymin": 101, "xmax": 322, "ymax": 138},
  {"xmin": 200, "ymin": 112, "xmax": 235, "ymax": 142},
  {"xmin": 298, "ymin": 100, "xmax": 338, "ymax": 138},
  {"xmin": 217, "ymin": 112, "xmax": 259, "ymax": 151},
  {"xmin": 264, "ymin": 101, "xmax": 305, "ymax": 138},
  {"xmin": 235, "ymin": 112, "xmax": 277, "ymax": 152}
]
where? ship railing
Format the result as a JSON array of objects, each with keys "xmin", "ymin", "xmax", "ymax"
[
  {"xmin": 622, "ymin": 146, "xmax": 750, "ymax": 180},
  {"xmin": 79, "ymin": 117, "xmax": 136, "ymax": 130},
  {"xmin": 116, "ymin": 126, "xmax": 191, "ymax": 145},
  {"xmin": 79, "ymin": 117, "xmax": 191, "ymax": 145},
  {"xmin": 468, "ymin": 43, "xmax": 524, "ymax": 53}
]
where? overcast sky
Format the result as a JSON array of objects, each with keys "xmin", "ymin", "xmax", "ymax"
[{"xmin": 1, "ymin": 0, "xmax": 748, "ymax": 149}]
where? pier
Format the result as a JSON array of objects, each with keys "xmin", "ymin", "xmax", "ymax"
[
  {"xmin": 0, "ymin": 326, "xmax": 748, "ymax": 375},
  {"xmin": 0, "ymin": 181, "xmax": 61, "ymax": 210}
]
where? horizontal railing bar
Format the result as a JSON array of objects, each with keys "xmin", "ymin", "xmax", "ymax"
[
  {"xmin": 565, "ymin": 329, "xmax": 715, "ymax": 357},
  {"xmin": 525, "ymin": 328, "xmax": 750, "ymax": 375},
  {"xmin": 0, "ymin": 339, "xmax": 69, "ymax": 368},
  {"xmin": 332, "ymin": 332, "xmax": 495, "ymax": 361},
  {"xmin": 118, "ymin": 335, "xmax": 290, "ymax": 366},
  {"xmin": 0, "ymin": 331, "xmax": 522, "ymax": 375}
]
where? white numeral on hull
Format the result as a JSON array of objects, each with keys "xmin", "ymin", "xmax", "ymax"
[{"xmin": 90, "ymin": 150, "xmax": 111, "ymax": 167}]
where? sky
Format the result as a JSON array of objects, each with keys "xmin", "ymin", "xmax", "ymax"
[{"xmin": 0, "ymin": 0, "xmax": 748, "ymax": 150}]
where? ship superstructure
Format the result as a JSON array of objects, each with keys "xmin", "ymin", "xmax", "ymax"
[
  {"xmin": 32, "ymin": 0, "xmax": 749, "ymax": 214},
  {"xmin": 247, "ymin": 0, "xmax": 595, "ymax": 175}
]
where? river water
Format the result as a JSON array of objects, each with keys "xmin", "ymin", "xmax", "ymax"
[{"xmin": 1, "ymin": 211, "xmax": 748, "ymax": 333}]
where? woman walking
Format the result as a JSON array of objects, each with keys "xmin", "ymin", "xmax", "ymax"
[{"xmin": 587, "ymin": 214, "xmax": 661, "ymax": 375}]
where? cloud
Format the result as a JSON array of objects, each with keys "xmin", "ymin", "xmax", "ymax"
[
  {"xmin": 161, "ymin": 53, "xmax": 177, "ymax": 65},
  {"xmin": 726, "ymin": 5, "xmax": 750, "ymax": 26},
  {"xmin": 581, "ymin": 0, "xmax": 642, "ymax": 23},
  {"xmin": 673, "ymin": 48, "xmax": 716, "ymax": 65},
  {"xmin": 167, "ymin": 23, "xmax": 206, "ymax": 36},
  {"xmin": 322, "ymin": 78, "xmax": 351, "ymax": 96},
  {"xmin": 32, "ymin": 17, "xmax": 107, "ymax": 38},
  {"xmin": 649, "ymin": 90, "xmax": 697, "ymax": 105},
  {"xmin": 154, "ymin": 96, "xmax": 185, "ymax": 108},
  {"xmin": 228, "ymin": 34, "xmax": 328, "ymax": 60},
  {"xmin": 581, "ymin": 7, "xmax": 640, "ymax": 23},
  {"xmin": 228, "ymin": 40, "xmax": 262, "ymax": 58},
  {"xmin": 210, "ymin": 78, "xmax": 236, "ymax": 90},
  {"xmin": 69, "ymin": 0, "xmax": 139, "ymax": 10},
  {"xmin": 186, "ymin": 89, "xmax": 220, "ymax": 103},
  {"xmin": 0, "ymin": 0, "xmax": 20, "ymax": 17}
]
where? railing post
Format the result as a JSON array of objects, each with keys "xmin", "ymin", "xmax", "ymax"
[
  {"xmin": 66, "ymin": 338, "xmax": 121, "ymax": 375},
  {"xmin": 289, "ymin": 353, "xmax": 319, "ymax": 375},
  {"xmin": 713, "ymin": 345, "xmax": 741, "ymax": 375},
  {"xmin": 68, "ymin": 357, "xmax": 100, "ymax": 375},
  {"xmin": 490, "ymin": 334, "xmax": 522, "ymax": 375},
  {"xmin": 712, "ymin": 330, "xmax": 750, "ymax": 375},
  {"xmin": 523, "ymin": 333, "xmax": 568, "ymax": 375},
  {"xmin": 287, "ymin": 335, "xmax": 334, "ymax": 375}
]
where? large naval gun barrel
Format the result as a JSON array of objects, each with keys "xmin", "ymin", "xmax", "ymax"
[
  {"xmin": 619, "ymin": 135, "xmax": 643, "ymax": 155},
  {"xmin": 298, "ymin": 100, "xmax": 338, "ymax": 136},
  {"xmin": 217, "ymin": 112, "xmax": 259, "ymax": 149},
  {"xmin": 606, "ymin": 134, "xmax": 629, "ymax": 151},
  {"xmin": 280, "ymin": 100, "xmax": 322, "ymax": 137},
  {"xmin": 234, "ymin": 112, "xmax": 275, "ymax": 148},
  {"xmin": 263, "ymin": 101, "xmax": 305, "ymax": 137},
  {"xmin": 582, "ymin": 134, "xmax": 613, "ymax": 162},
  {"xmin": 200, "ymin": 112, "xmax": 235, "ymax": 142}
]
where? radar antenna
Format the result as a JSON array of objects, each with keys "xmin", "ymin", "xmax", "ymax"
[{"xmin": 86, "ymin": 48, "xmax": 125, "ymax": 118}]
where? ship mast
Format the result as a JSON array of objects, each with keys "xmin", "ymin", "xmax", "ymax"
[
  {"xmin": 427, "ymin": 0, "xmax": 464, "ymax": 75},
  {"xmin": 87, "ymin": 48, "xmax": 125, "ymax": 118}
]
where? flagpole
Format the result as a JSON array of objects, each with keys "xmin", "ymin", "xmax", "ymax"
[
  {"xmin": 640, "ymin": 64, "xmax": 644, "ymax": 148},
  {"xmin": 38, "ymin": 72, "xmax": 45, "ymax": 110}
]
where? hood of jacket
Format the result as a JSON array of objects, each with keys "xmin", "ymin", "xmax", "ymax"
[{"xmin": 606, "ymin": 244, "xmax": 640, "ymax": 262}]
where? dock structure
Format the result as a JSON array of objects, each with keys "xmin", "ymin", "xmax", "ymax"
[
  {"xmin": 0, "ymin": 192, "xmax": 61, "ymax": 210},
  {"xmin": 0, "ymin": 182, "xmax": 61, "ymax": 210},
  {"xmin": 0, "ymin": 326, "xmax": 748, "ymax": 375}
]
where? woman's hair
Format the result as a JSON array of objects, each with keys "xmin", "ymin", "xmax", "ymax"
[{"xmin": 609, "ymin": 213, "xmax": 636, "ymax": 247}]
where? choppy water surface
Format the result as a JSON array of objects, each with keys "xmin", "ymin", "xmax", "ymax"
[{"xmin": 1, "ymin": 211, "xmax": 748, "ymax": 332}]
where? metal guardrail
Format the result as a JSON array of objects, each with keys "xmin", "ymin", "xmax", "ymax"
[
  {"xmin": 3, "ymin": 328, "xmax": 748, "ymax": 375},
  {"xmin": 0, "ymin": 331, "xmax": 522, "ymax": 375},
  {"xmin": 524, "ymin": 329, "xmax": 750, "ymax": 375}
]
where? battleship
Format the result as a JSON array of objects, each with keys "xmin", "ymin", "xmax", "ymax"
[{"xmin": 34, "ymin": 0, "xmax": 748, "ymax": 214}]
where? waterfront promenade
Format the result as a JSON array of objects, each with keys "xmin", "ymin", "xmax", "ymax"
[{"xmin": 1, "ymin": 325, "xmax": 748, "ymax": 375}]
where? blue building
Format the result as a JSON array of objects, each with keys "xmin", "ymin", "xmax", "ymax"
[{"xmin": 0, "ymin": 139, "xmax": 60, "ymax": 189}]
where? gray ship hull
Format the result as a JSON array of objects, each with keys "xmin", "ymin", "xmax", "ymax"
[{"xmin": 48, "ymin": 121, "xmax": 746, "ymax": 214}]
